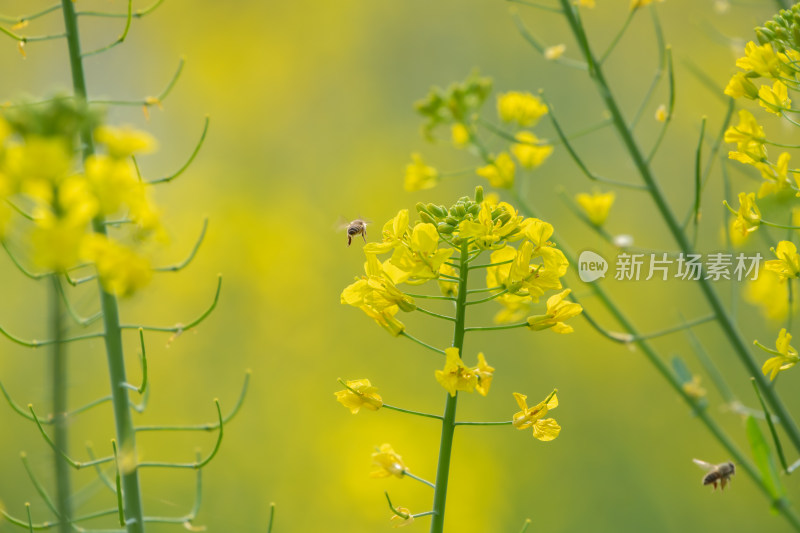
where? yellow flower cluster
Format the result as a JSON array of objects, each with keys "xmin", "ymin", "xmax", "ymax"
[{"xmin": 0, "ymin": 110, "xmax": 162, "ymax": 297}]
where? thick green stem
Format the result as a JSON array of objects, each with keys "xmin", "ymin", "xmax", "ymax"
[
  {"xmin": 49, "ymin": 275, "xmax": 71, "ymax": 533},
  {"xmin": 429, "ymin": 241, "xmax": 470, "ymax": 533},
  {"xmin": 60, "ymin": 2, "xmax": 145, "ymax": 531},
  {"xmin": 557, "ymin": 0, "xmax": 800, "ymax": 457}
]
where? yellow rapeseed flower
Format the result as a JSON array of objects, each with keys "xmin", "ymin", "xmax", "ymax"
[
  {"xmin": 94, "ymin": 125, "xmax": 156, "ymax": 159},
  {"xmin": 404, "ymin": 153, "xmax": 439, "ymax": 192},
  {"xmin": 512, "ymin": 390, "xmax": 560, "ymax": 441},
  {"xmin": 335, "ymin": 378, "xmax": 383, "ymax": 414},
  {"xmin": 458, "ymin": 201, "xmax": 523, "ymax": 250},
  {"xmin": 435, "ymin": 347, "xmax": 478, "ymax": 397},
  {"xmin": 527, "ymin": 289, "xmax": 582, "ymax": 333},
  {"xmin": 736, "ymin": 41, "xmax": 780, "ymax": 79},
  {"xmin": 544, "ymin": 44, "xmax": 566, "ymax": 61},
  {"xmin": 390, "ymin": 508, "xmax": 414, "ymax": 528},
  {"xmin": 577, "ymin": 0, "xmax": 595, "ymax": 7},
  {"xmin": 575, "ymin": 190, "xmax": 615, "ymax": 226},
  {"xmin": 746, "ymin": 270, "xmax": 789, "ymax": 321},
  {"xmin": 756, "ymin": 152, "xmax": 792, "ymax": 197},
  {"xmin": 759, "ymin": 329, "xmax": 800, "ymax": 380},
  {"xmin": 81, "ymin": 234, "xmax": 152, "ymax": 297},
  {"xmin": 370, "ymin": 443, "xmax": 407, "ymax": 478},
  {"xmin": 724, "ymin": 72, "xmax": 758, "ymax": 99},
  {"xmin": 511, "ymin": 132, "xmax": 553, "ymax": 169},
  {"xmin": 476, "ymin": 152, "xmax": 515, "ymax": 189},
  {"xmin": 765, "ymin": 240, "xmax": 800, "ymax": 281},
  {"xmin": 497, "ymin": 92, "xmax": 548, "ymax": 127},
  {"xmin": 630, "ymin": 0, "xmax": 664, "ymax": 10},
  {"xmin": 724, "ymin": 109, "xmax": 765, "ymax": 156},
  {"xmin": 474, "ymin": 353, "xmax": 495, "ymax": 397},
  {"xmin": 451, "ymin": 123, "xmax": 470, "ymax": 148},
  {"xmin": 731, "ymin": 192, "xmax": 761, "ymax": 237},
  {"xmin": 758, "ymin": 80, "xmax": 791, "ymax": 116}
]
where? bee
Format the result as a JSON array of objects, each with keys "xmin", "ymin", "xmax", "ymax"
[
  {"xmin": 693, "ymin": 459, "xmax": 735, "ymax": 490},
  {"xmin": 343, "ymin": 219, "xmax": 368, "ymax": 247}
]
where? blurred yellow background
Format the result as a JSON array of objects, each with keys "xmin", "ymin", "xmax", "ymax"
[{"xmin": 1, "ymin": 0, "xmax": 799, "ymax": 531}]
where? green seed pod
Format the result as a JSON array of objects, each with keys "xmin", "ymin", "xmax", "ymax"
[
  {"xmin": 474, "ymin": 185, "xmax": 484, "ymax": 203},
  {"xmin": 437, "ymin": 222, "xmax": 456, "ymax": 234},
  {"xmin": 419, "ymin": 211, "xmax": 436, "ymax": 225}
]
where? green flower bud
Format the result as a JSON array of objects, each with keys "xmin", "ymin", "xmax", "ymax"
[
  {"xmin": 437, "ymin": 222, "xmax": 455, "ymax": 234},
  {"xmin": 474, "ymin": 185, "xmax": 484, "ymax": 203},
  {"xmin": 419, "ymin": 211, "xmax": 437, "ymax": 225}
]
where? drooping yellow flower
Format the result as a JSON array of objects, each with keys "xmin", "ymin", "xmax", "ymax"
[
  {"xmin": 544, "ymin": 44, "xmax": 566, "ymax": 61},
  {"xmin": 512, "ymin": 390, "xmax": 560, "ymax": 441},
  {"xmin": 390, "ymin": 508, "xmax": 414, "ymax": 528},
  {"xmin": 759, "ymin": 329, "xmax": 800, "ymax": 380},
  {"xmin": 511, "ymin": 132, "xmax": 553, "ymax": 169},
  {"xmin": 724, "ymin": 109, "xmax": 765, "ymax": 157},
  {"xmin": 736, "ymin": 41, "xmax": 780, "ymax": 79},
  {"xmin": 81, "ymin": 234, "xmax": 152, "ymax": 297},
  {"xmin": 451, "ymin": 123, "xmax": 470, "ymax": 148},
  {"xmin": 370, "ymin": 444, "xmax": 407, "ymax": 479},
  {"xmin": 341, "ymin": 253, "xmax": 415, "ymax": 335},
  {"xmin": 435, "ymin": 347, "xmax": 478, "ymax": 397},
  {"xmin": 724, "ymin": 72, "xmax": 758, "ymax": 99},
  {"xmin": 527, "ymin": 289, "xmax": 582, "ymax": 333},
  {"xmin": 404, "ymin": 153, "xmax": 439, "ymax": 192},
  {"xmin": 94, "ymin": 125, "xmax": 156, "ymax": 159},
  {"xmin": 497, "ymin": 92, "xmax": 548, "ymax": 127},
  {"xmin": 765, "ymin": 240, "xmax": 800, "ymax": 281},
  {"xmin": 731, "ymin": 192, "xmax": 761, "ymax": 237},
  {"xmin": 474, "ymin": 353, "xmax": 495, "ymax": 397},
  {"xmin": 476, "ymin": 152, "xmax": 515, "ymax": 188},
  {"xmin": 575, "ymin": 190, "xmax": 615, "ymax": 226},
  {"xmin": 758, "ymin": 80, "xmax": 791, "ymax": 116},
  {"xmin": 335, "ymin": 378, "xmax": 383, "ymax": 414}
]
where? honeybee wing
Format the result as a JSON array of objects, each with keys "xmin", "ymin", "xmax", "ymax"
[
  {"xmin": 692, "ymin": 458, "xmax": 716, "ymax": 472},
  {"xmin": 334, "ymin": 216, "xmax": 351, "ymax": 231}
]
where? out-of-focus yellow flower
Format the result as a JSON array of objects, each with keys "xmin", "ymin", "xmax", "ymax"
[
  {"xmin": 435, "ymin": 347, "xmax": 477, "ymax": 397},
  {"xmin": 544, "ymin": 44, "xmax": 566, "ymax": 60},
  {"xmin": 5, "ymin": 136, "xmax": 72, "ymax": 200},
  {"xmin": 724, "ymin": 72, "xmax": 758, "ymax": 99},
  {"xmin": 575, "ymin": 190, "xmax": 615, "ymax": 226},
  {"xmin": 765, "ymin": 240, "xmax": 800, "ymax": 281},
  {"xmin": 654, "ymin": 104, "xmax": 668, "ymax": 122},
  {"xmin": 438, "ymin": 263, "xmax": 458, "ymax": 297},
  {"xmin": 371, "ymin": 443, "xmax": 407, "ymax": 479},
  {"xmin": 731, "ymin": 192, "xmax": 761, "ymax": 237},
  {"xmin": 746, "ymin": 270, "xmax": 789, "ymax": 321},
  {"xmin": 497, "ymin": 92, "xmax": 548, "ymax": 127},
  {"xmin": 759, "ymin": 328, "xmax": 799, "ymax": 380},
  {"xmin": 404, "ymin": 153, "xmax": 439, "ymax": 192},
  {"xmin": 577, "ymin": 0, "xmax": 595, "ymax": 7},
  {"xmin": 459, "ymin": 201, "xmax": 523, "ymax": 250},
  {"xmin": 511, "ymin": 132, "xmax": 553, "ymax": 169},
  {"xmin": 30, "ymin": 212, "xmax": 87, "ymax": 272},
  {"xmin": 474, "ymin": 353, "xmax": 494, "ymax": 397},
  {"xmin": 81, "ymin": 234, "xmax": 152, "ymax": 297},
  {"xmin": 94, "ymin": 125, "xmax": 156, "ymax": 159},
  {"xmin": 630, "ymin": 0, "xmax": 664, "ymax": 10},
  {"xmin": 682, "ymin": 376, "xmax": 707, "ymax": 399},
  {"xmin": 390, "ymin": 508, "xmax": 414, "ymax": 528},
  {"xmin": 476, "ymin": 152, "xmax": 515, "ymax": 189},
  {"xmin": 451, "ymin": 123, "xmax": 470, "ymax": 148},
  {"xmin": 335, "ymin": 378, "xmax": 383, "ymax": 414},
  {"xmin": 758, "ymin": 80, "xmax": 791, "ymax": 116},
  {"xmin": 736, "ymin": 41, "xmax": 780, "ymax": 78},
  {"xmin": 492, "ymin": 293, "xmax": 531, "ymax": 324},
  {"xmin": 527, "ymin": 289, "xmax": 582, "ymax": 333},
  {"xmin": 512, "ymin": 390, "xmax": 560, "ymax": 441}
]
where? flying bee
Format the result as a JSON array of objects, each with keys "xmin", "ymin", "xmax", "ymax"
[
  {"xmin": 343, "ymin": 218, "xmax": 368, "ymax": 247},
  {"xmin": 693, "ymin": 459, "xmax": 735, "ymax": 490}
]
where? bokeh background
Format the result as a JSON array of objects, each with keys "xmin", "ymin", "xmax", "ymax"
[{"xmin": 1, "ymin": 0, "xmax": 799, "ymax": 531}]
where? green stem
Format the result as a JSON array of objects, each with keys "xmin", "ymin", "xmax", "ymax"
[
  {"xmin": 429, "ymin": 241, "xmax": 469, "ymax": 533},
  {"xmin": 557, "ymin": 0, "xmax": 800, "ymax": 459},
  {"xmin": 49, "ymin": 276, "xmax": 71, "ymax": 533},
  {"xmin": 60, "ymin": 1, "xmax": 145, "ymax": 531}
]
